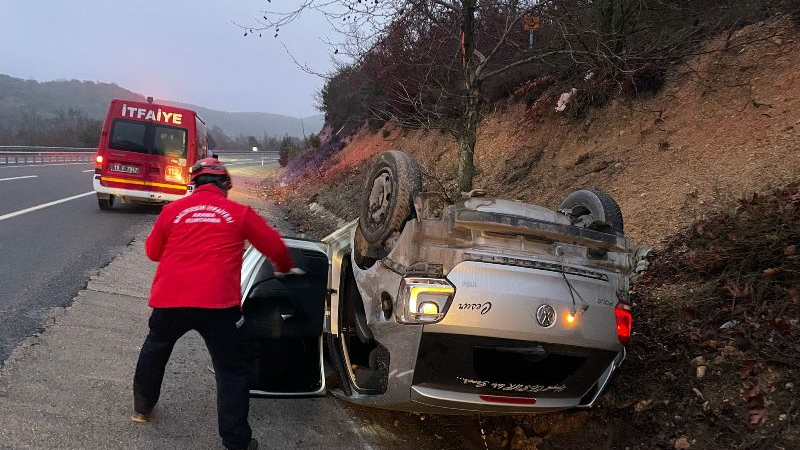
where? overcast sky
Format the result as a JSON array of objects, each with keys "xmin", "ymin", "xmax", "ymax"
[{"xmin": 0, "ymin": 0, "xmax": 337, "ymax": 117}]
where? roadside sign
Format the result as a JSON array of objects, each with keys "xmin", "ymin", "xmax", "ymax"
[{"xmin": 522, "ymin": 14, "xmax": 541, "ymax": 31}]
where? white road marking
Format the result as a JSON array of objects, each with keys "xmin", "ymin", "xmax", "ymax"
[
  {"xmin": 82, "ymin": 169, "xmax": 94, "ymax": 173},
  {"xmin": 0, "ymin": 162, "xmax": 93, "ymax": 169},
  {"xmin": 0, "ymin": 191, "xmax": 95, "ymax": 222},
  {"xmin": 0, "ymin": 175, "xmax": 38, "ymax": 182}
]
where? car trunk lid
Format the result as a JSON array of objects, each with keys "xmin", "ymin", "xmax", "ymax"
[{"xmin": 427, "ymin": 260, "xmax": 623, "ymax": 351}]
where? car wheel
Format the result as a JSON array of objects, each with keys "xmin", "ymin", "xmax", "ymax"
[
  {"xmin": 559, "ymin": 189, "xmax": 624, "ymax": 234},
  {"xmin": 358, "ymin": 151, "xmax": 422, "ymax": 246},
  {"xmin": 97, "ymin": 194, "xmax": 114, "ymax": 211}
]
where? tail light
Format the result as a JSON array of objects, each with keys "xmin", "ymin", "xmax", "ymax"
[
  {"xmin": 615, "ymin": 302, "xmax": 632, "ymax": 346},
  {"xmin": 396, "ymin": 278, "xmax": 455, "ymax": 324},
  {"xmin": 480, "ymin": 395, "xmax": 537, "ymax": 405},
  {"xmin": 95, "ymin": 154, "xmax": 103, "ymax": 167}
]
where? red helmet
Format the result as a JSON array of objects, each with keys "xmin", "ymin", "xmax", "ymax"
[{"xmin": 190, "ymin": 157, "xmax": 229, "ymax": 183}]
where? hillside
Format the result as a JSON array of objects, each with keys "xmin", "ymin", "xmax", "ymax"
[
  {"xmin": 262, "ymin": 16, "xmax": 800, "ymax": 450},
  {"xmin": 266, "ymin": 17, "xmax": 800, "ymax": 249},
  {"xmin": 0, "ymin": 74, "xmax": 322, "ymax": 141}
]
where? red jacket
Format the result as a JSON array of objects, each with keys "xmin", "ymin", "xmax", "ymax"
[{"xmin": 145, "ymin": 184, "xmax": 293, "ymax": 309}]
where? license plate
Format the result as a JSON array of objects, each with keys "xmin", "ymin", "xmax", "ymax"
[{"xmin": 110, "ymin": 163, "xmax": 139, "ymax": 174}]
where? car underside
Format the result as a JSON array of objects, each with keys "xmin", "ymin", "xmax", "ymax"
[{"xmin": 240, "ymin": 150, "xmax": 640, "ymax": 415}]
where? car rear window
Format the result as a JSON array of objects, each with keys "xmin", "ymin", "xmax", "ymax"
[
  {"xmin": 108, "ymin": 119, "xmax": 187, "ymax": 158},
  {"xmin": 154, "ymin": 126, "xmax": 187, "ymax": 157},
  {"xmin": 109, "ymin": 120, "xmax": 148, "ymax": 153}
]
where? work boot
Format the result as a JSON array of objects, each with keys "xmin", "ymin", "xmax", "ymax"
[
  {"xmin": 130, "ymin": 411, "xmax": 150, "ymax": 423},
  {"xmin": 131, "ymin": 406, "xmax": 152, "ymax": 423}
]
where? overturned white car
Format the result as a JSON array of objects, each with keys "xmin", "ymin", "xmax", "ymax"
[{"xmin": 240, "ymin": 151, "xmax": 636, "ymax": 415}]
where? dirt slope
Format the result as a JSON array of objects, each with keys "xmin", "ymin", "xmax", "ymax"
[{"xmin": 268, "ymin": 17, "xmax": 799, "ymax": 249}]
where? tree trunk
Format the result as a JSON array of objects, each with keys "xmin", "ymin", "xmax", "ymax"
[
  {"xmin": 457, "ymin": 84, "xmax": 481, "ymax": 193},
  {"xmin": 457, "ymin": 0, "xmax": 480, "ymax": 193},
  {"xmin": 598, "ymin": 0, "xmax": 627, "ymax": 54}
]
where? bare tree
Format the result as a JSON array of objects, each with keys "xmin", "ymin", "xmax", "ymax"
[
  {"xmin": 248, "ymin": 0, "xmax": 563, "ymax": 192},
  {"xmin": 246, "ymin": 0, "xmax": 789, "ymax": 191}
]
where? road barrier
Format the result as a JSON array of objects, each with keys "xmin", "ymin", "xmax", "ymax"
[
  {"xmin": 0, "ymin": 147, "xmax": 281, "ymax": 166},
  {"xmin": 213, "ymin": 151, "xmax": 280, "ymax": 166},
  {"xmin": 0, "ymin": 146, "xmax": 96, "ymax": 165}
]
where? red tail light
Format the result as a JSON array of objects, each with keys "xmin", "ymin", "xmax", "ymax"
[
  {"xmin": 615, "ymin": 302, "xmax": 632, "ymax": 346},
  {"xmin": 479, "ymin": 395, "xmax": 537, "ymax": 405}
]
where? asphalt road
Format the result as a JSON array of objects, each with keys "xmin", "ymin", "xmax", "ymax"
[
  {"xmin": 0, "ymin": 159, "xmax": 486, "ymax": 449},
  {"xmin": 0, "ymin": 162, "xmax": 159, "ymax": 363},
  {"xmin": 0, "ymin": 158, "xmax": 277, "ymax": 364}
]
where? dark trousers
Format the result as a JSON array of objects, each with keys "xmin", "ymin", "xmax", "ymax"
[{"xmin": 133, "ymin": 307, "xmax": 253, "ymax": 450}]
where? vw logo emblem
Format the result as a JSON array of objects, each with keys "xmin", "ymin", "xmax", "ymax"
[{"xmin": 536, "ymin": 304, "xmax": 556, "ymax": 328}]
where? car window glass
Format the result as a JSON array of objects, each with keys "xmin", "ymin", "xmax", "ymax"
[
  {"xmin": 153, "ymin": 126, "xmax": 187, "ymax": 157},
  {"xmin": 195, "ymin": 116, "xmax": 207, "ymax": 158},
  {"xmin": 241, "ymin": 246, "xmax": 262, "ymax": 294},
  {"xmin": 109, "ymin": 120, "xmax": 147, "ymax": 154}
]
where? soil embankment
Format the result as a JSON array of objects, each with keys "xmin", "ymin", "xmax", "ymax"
[{"xmin": 266, "ymin": 17, "xmax": 799, "ymax": 250}]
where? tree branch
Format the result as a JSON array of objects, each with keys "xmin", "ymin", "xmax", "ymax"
[
  {"xmin": 480, "ymin": 49, "xmax": 592, "ymax": 81},
  {"xmin": 429, "ymin": 0, "xmax": 460, "ymax": 12}
]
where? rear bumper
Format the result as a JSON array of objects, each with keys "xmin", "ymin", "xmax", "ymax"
[
  {"xmin": 409, "ymin": 346, "xmax": 624, "ymax": 414},
  {"xmin": 93, "ymin": 175, "xmax": 191, "ymax": 203},
  {"xmin": 338, "ymin": 325, "xmax": 625, "ymax": 415},
  {"xmin": 409, "ymin": 386, "xmax": 578, "ymax": 414}
]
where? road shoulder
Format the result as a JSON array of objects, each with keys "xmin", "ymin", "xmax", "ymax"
[{"xmin": 0, "ymin": 195, "xmax": 475, "ymax": 449}]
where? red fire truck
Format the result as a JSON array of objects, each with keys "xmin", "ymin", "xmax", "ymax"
[{"xmin": 93, "ymin": 98, "xmax": 208, "ymax": 210}]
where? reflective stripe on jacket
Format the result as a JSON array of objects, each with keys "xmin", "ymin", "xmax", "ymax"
[{"xmin": 145, "ymin": 184, "xmax": 293, "ymax": 309}]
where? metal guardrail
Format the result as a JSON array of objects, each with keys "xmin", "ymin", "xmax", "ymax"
[
  {"xmin": 0, "ymin": 146, "xmax": 96, "ymax": 165},
  {"xmin": 0, "ymin": 147, "xmax": 282, "ymax": 166},
  {"xmin": 0, "ymin": 146, "xmax": 97, "ymax": 153},
  {"xmin": 214, "ymin": 151, "xmax": 280, "ymax": 158},
  {"xmin": 213, "ymin": 151, "xmax": 280, "ymax": 166}
]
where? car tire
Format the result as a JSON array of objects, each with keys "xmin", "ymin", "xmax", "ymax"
[
  {"xmin": 559, "ymin": 189, "xmax": 624, "ymax": 234},
  {"xmin": 97, "ymin": 194, "xmax": 114, "ymax": 211},
  {"xmin": 358, "ymin": 151, "xmax": 422, "ymax": 246}
]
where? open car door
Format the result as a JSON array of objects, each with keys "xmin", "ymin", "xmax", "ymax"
[{"xmin": 240, "ymin": 239, "xmax": 328, "ymax": 396}]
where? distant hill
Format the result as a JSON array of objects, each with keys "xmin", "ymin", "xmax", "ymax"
[
  {"xmin": 166, "ymin": 101, "xmax": 324, "ymax": 138},
  {"xmin": 0, "ymin": 74, "xmax": 323, "ymax": 139}
]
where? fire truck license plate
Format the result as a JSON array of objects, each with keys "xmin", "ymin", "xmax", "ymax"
[{"xmin": 110, "ymin": 164, "xmax": 139, "ymax": 174}]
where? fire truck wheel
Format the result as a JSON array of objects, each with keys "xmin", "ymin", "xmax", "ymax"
[{"xmin": 97, "ymin": 194, "xmax": 114, "ymax": 211}]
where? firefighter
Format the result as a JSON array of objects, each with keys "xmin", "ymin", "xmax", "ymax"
[{"xmin": 132, "ymin": 157, "xmax": 293, "ymax": 450}]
